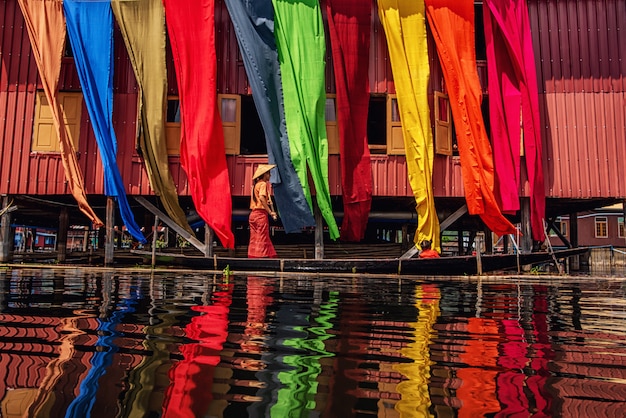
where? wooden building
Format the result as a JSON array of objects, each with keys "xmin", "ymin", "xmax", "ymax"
[{"xmin": 1, "ymin": 0, "xmax": 625, "ymax": 260}]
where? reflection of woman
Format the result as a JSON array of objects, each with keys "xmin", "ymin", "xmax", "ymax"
[{"xmin": 248, "ymin": 164, "xmax": 278, "ymax": 258}]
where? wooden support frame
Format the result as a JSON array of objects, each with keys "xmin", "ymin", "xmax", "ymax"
[{"xmin": 135, "ymin": 197, "xmax": 210, "ymax": 257}]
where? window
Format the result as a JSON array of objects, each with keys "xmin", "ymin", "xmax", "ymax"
[
  {"xmin": 595, "ymin": 216, "xmax": 608, "ymax": 238},
  {"xmin": 239, "ymin": 96, "xmax": 265, "ymax": 155},
  {"xmin": 219, "ymin": 94, "xmax": 241, "ymax": 155},
  {"xmin": 165, "ymin": 94, "xmax": 241, "ymax": 155},
  {"xmin": 386, "ymin": 95, "xmax": 405, "ymax": 155},
  {"xmin": 367, "ymin": 96, "xmax": 386, "ymax": 154},
  {"xmin": 165, "ymin": 97, "xmax": 181, "ymax": 155},
  {"xmin": 434, "ymin": 91, "xmax": 453, "ymax": 155},
  {"xmin": 619, "ymin": 217, "xmax": 624, "ymax": 238},
  {"xmin": 550, "ymin": 218, "xmax": 568, "ymax": 237},
  {"xmin": 325, "ymin": 95, "xmax": 339, "ymax": 154},
  {"xmin": 32, "ymin": 91, "xmax": 82, "ymax": 152}
]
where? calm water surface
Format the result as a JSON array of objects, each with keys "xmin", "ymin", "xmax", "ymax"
[{"xmin": 0, "ymin": 267, "xmax": 624, "ymax": 418}]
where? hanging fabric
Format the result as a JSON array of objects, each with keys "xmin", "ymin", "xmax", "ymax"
[
  {"xmin": 272, "ymin": 0, "xmax": 339, "ymax": 240},
  {"xmin": 17, "ymin": 0, "xmax": 103, "ymax": 228},
  {"xmin": 63, "ymin": 0, "xmax": 146, "ymax": 243},
  {"xmin": 324, "ymin": 0, "xmax": 373, "ymax": 242},
  {"xmin": 378, "ymin": 0, "xmax": 441, "ymax": 251},
  {"xmin": 162, "ymin": 0, "xmax": 235, "ymax": 249},
  {"xmin": 484, "ymin": 0, "xmax": 545, "ymax": 241},
  {"xmin": 425, "ymin": 0, "xmax": 517, "ymax": 237},
  {"xmin": 111, "ymin": 0, "xmax": 193, "ymax": 235},
  {"xmin": 223, "ymin": 0, "xmax": 315, "ymax": 233}
]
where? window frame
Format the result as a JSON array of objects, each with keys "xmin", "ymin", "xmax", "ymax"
[
  {"xmin": 595, "ymin": 216, "xmax": 608, "ymax": 238},
  {"xmin": 32, "ymin": 91, "xmax": 82, "ymax": 153}
]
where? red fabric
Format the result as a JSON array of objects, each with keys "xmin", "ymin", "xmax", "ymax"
[
  {"xmin": 323, "ymin": 0, "xmax": 372, "ymax": 242},
  {"xmin": 425, "ymin": 0, "xmax": 516, "ymax": 237},
  {"xmin": 162, "ymin": 0, "xmax": 234, "ymax": 248},
  {"xmin": 162, "ymin": 285, "xmax": 233, "ymax": 418},
  {"xmin": 484, "ymin": 0, "xmax": 545, "ymax": 241},
  {"xmin": 248, "ymin": 209, "xmax": 277, "ymax": 258},
  {"xmin": 418, "ymin": 249, "xmax": 440, "ymax": 258}
]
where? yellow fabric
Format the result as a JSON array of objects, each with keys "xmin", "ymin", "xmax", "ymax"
[
  {"xmin": 17, "ymin": 0, "xmax": 103, "ymax": 228},
  {"xmin": 378, "ymin": 0, "xmax": 440, "ymax": 251},
  {"xmin": 111, "ymin": 0, "xmax": 192, "ymax": 234}
]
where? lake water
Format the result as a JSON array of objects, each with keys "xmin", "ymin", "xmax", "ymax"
[{"xmin": 0, "ymin": 267, "xmax": 624, "ymax": 418}]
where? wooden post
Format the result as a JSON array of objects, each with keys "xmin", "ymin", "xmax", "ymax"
[
  {"xmin": 457, "ymin": 230, "xmax": 464, "ymax": 255},
  {"xmin": 520, "ymin": 197, "xmax": 533, "ymax": 253},
  {"xmin": 151, "ymin": 215, "xmax": 159, "ymax": 268},
  {"xmin": 105, "ymin": 196, "xmax": 115, "ymax": 266},
  {"xmin": 475, "ymin": 232, "xmax": 484, "ymax": 275},
  {"xmin": 0, "ymin": 196, "xmax": 12, "ymax": 263},
  {"xmin": 569, "ymin": 210, "xmax": 580, "ymax": 270},
  {"xmin": 314, "ymin": 203, "xmax": 324, "ymax": 260},
  {"xmin": 204, "ymin": 225, "xmax": 214, "ymax": 257},
  {"xmin": 57, "ymin": 207, "xmax": 69, "ymax": 263}
]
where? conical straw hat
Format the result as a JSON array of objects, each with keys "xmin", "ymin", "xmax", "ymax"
[{"xmin": 252, "ymin": 164, "xmax": 276, "ymax": 180}]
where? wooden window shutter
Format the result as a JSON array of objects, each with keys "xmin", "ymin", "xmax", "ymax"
[
  {"xmin": 386, "ymin": 95, "xmax": 404, "ymax": 155},
  {"xmin": 32, "ymin": 91, "xmax": 82, "ymax": 152},
  {"xmin": 219, "ymin": 94, "xmax": 241, "ymax": 155},
  {"xmin": 325, "ymin": 95, "xmax": 339, "ymax": 154},
  {"xmin": 434, "ymin": 91, "xmax": 453, "ymax": 156}
]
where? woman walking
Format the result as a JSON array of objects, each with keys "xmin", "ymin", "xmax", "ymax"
[{"xmin": 248, "ymin": 164, "xmax": 278, "ymax": 258}]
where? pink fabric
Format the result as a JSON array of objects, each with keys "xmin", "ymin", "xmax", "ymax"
[
  {"xmin": 162, "ymin": 0, "xmax": 234, "ymax": 248},
  {"xmin": 484, "ymin": 0, "xmax": 546, "ymax": 241}
]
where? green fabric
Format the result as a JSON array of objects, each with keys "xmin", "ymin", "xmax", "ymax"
[
  {"xmin": 270, "ymin": 291, "xmax": 338, "ymax": 417},
  {"xmin": 272, "ymin": 0, "xmax": 339, "ymax": 240},
  {"xmin": 111, "ymin": 0, "xmax": 192, "ymax": 234}
]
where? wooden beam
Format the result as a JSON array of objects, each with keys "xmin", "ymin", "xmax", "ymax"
[{"xmin": 134, "ymin": 197, "xmax": 209, "ymax": 256}]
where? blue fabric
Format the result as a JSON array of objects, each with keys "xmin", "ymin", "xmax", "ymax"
[
  {"xmin": 64, "ymin": 0, "xmax": 146, "ymax": 243},
  {"xmin": 65, "ymin": 286, "xmax": 138, "ymax": 417},
  {"xmin": 223, "ymin": 0, "xmax": 315, "ymax": 232}
]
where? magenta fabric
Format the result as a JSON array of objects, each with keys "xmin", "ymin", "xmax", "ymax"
[
  {"xmin": 484, "ymin": 0, "xmax": 546, "ymax": 241},
  {"xmin": 162, "ymin": 0, "xmax": 234, "ymax": 248},
  {"xmin": 323, "ymin": 0, "xmax": 372, "ymax": 242}
]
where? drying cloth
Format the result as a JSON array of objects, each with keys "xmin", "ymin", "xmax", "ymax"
[
  {"xmin": 64, "ymin": 0, "xmax": 145, "ymax": 242},
  {"xmin": 111, "ymin": 0, "xmax": 192, "ymax": 235},
  {"xmin": 17, "ymin": 0, "xmax": 103, "ymax": 228},
  {"xmin": 324, "ymin": 0, "xmax": 373, "ymax": 242},
  {"xmin": 425, "ymin": 0, "xmax": 516, "ymax": 237},
  {"xmin": 223, "ymin": 0, "xmax": 315, "ymax": 233},
  {"xmin": 484, "ymin": 0, "xmax": 545, "ymax": 241},
  {"xmin": 272, "ymin": 0, "xmax": 339, "ymax": 240},
  {"xmin": 162, "ymin": 0, "xmax": 235, "ymax": 248},
  {"xmin": 378, "ymin": 0, "xmax": 441, "ymax": 251}
]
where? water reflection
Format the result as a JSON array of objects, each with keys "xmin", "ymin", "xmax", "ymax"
[{"xmin": 0, "ymin": 268, "xmax": 624, "ymax": 417}]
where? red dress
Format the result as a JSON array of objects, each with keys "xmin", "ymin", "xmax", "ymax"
[{"xmin": 248, "ymin": 181, "xmax": 277, "ymax": 258}]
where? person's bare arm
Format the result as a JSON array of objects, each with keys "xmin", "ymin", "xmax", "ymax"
[{"xmin": 259, "ymin": 195, "xmax": 277, "ymax": 220}]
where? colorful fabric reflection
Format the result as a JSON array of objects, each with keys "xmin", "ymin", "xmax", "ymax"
[
  {"xmin": 270, "ymin": 291, "xmax": 338, "ymax": 416},
  {"xmin": 394, "ymin": 284, "xmax": 440, "ymax": 417},
  {"xmin": 162, "ymin": 283, "xmax": 233, "ymax": 418}
]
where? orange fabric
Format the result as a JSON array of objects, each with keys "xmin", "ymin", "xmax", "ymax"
[
  {"xmin": 17, "ymin": 0, "xmax": 103, "ymax": 228},
  {"xmin": 418, "ymin": 249, "xmax": 440, "ymax": 258},
  {"xmin": 425, "ymin": 0, "xmax": 516, "ymax": 237}
]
